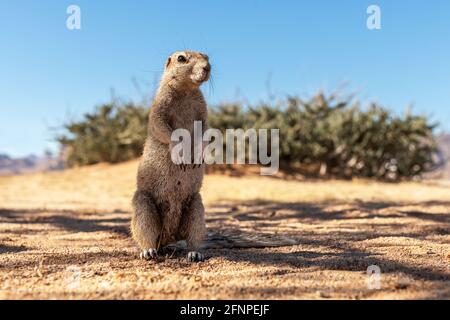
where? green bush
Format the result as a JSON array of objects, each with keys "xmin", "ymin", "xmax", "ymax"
[
  {"xmin": 209, "ymin": 93, "xmax": 438, "ymax": 180},
  {"xmin": 57, "ymin": 102, "xmax": 149, "ymax": 167},
  {"xmin": 56, "ymin": 91, "xmax": 438, "ymax": 180}
]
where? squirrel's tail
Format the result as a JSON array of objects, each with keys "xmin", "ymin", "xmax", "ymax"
[{"xmin": 199, "ymin": 230, "xmax": 297, "ymax": 249}]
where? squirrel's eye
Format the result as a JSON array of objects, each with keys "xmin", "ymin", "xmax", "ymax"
[{"xmin": 177, "ymin": 55, "xmax": 187, "ymax": 63}]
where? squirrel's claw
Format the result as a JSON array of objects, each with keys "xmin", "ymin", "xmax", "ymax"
[
  {"xmin": 140, "ymin": 248, "xmax": 158, "ymax": 261},
  {"xmin": 187, "ymin": 251, "xmax": 205, "ymax": 262}
]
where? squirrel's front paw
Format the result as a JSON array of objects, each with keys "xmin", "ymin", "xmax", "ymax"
[
  {"xmin": 140, "ymin": 248, "xmax": 158, "ymax": 261},
  {"xmin": 187, "ymin": 251, "xmax": 205, "ymax": 262}
]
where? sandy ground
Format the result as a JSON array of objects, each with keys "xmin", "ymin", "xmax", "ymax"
[{"xmin": 0, "ymin": 161, "xmax": 449, "ymax": 299}]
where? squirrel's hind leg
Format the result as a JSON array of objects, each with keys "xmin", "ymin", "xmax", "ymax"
[
  {"xmin": 131, "ymin": 191, "xmax": 162, "ymax": 260},
  {"xmin": 178, "ymin": 193, "xmax": 206, "ymax": 262}
]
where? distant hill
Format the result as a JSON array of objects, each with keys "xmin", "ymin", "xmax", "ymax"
[
  {"xmin": 423, "ymin": 133, "xmax": 450, "ymax": 180},
  {"xmin": 0, "ymin": 153, "xmax": 64, "ymax": 175},
  {"xmin": 433, "ymin": 134, "xmax": 450, "ymax": 179}
]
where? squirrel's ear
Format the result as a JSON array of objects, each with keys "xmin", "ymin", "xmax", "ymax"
[{"xmin": 165, "ymin": 57, "xmax": 172, "ymax": 69}]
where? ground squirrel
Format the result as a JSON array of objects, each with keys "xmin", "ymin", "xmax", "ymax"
[{"xmin": 131, "ymin": 51, "xmax": 211, "ymax": 262}]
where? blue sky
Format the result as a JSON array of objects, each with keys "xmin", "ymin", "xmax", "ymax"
[{"xmin": 0, "ymin": 0, "xmax": 449, "ymax": 156}]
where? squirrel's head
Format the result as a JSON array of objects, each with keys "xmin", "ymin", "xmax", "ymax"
[{"xmin": 162, "ymin": 51, "xmax": 211, "ymax": 90}]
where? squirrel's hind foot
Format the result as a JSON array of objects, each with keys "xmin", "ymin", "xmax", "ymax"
[
  {"xmin": 187, "ymin": 251, "xmax": 205, "ymax": 262},
  {"xmin": 140, "ymin": 248, "xmax": 158, "ymax": 261}
]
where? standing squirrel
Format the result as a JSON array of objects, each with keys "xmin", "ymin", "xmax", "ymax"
[{"xmin": 131, "ymin": 51, "xmax": 211, "ymax": 262}]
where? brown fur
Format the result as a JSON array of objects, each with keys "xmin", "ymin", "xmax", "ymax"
[{"xmin": 131, "ymin": 51, "xmax": 210, "ymax": 261}]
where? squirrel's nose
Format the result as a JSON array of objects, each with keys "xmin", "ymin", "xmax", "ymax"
[{"xmin": 203, "ymin": 64, "xmax": 211, "ymax": 73}]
